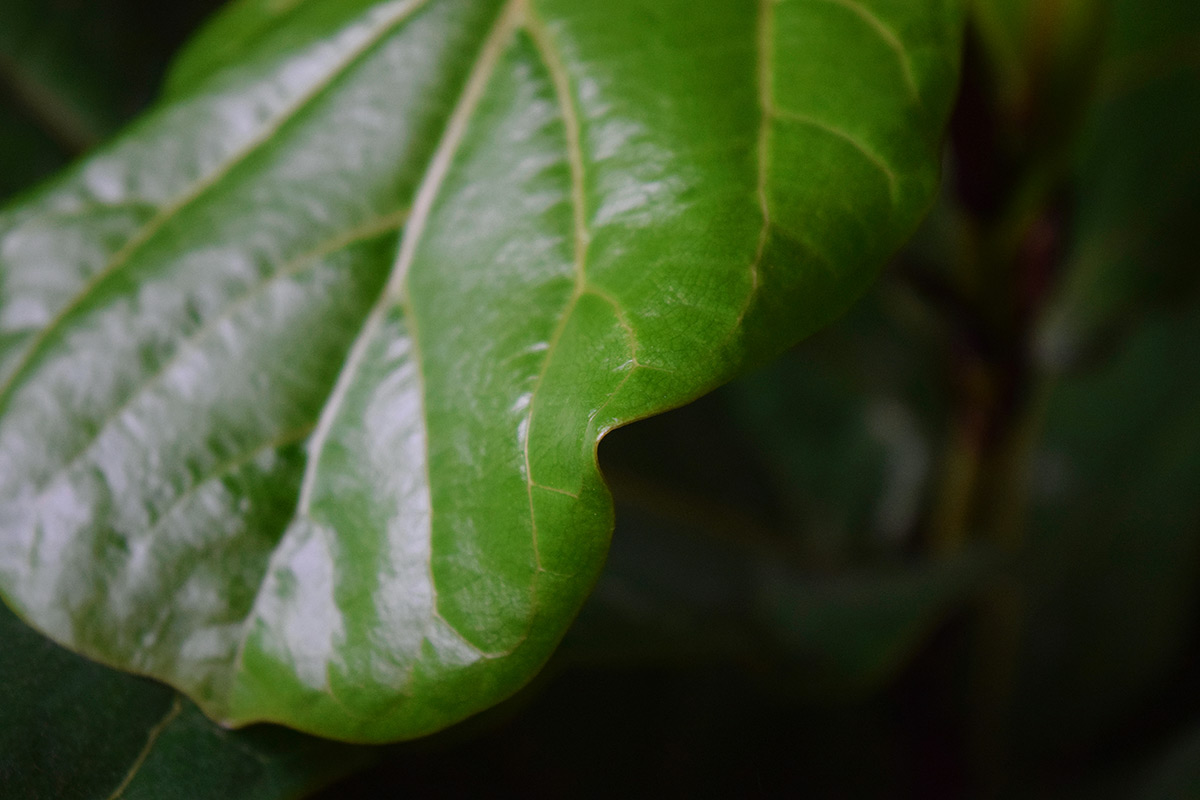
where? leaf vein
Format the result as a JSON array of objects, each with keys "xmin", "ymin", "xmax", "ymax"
[
  {"xmin": 524, "ymin": 3, "xmax": 590, "ymax": 282},
  {"xmin": 519, "ymin": 0, "xmax": 603, "ymax": 568},
  {"xmin": 297, "ymin": 0, "xmax": 522, "ymax": 517},
  {"xmin": 105, "ymin": 696, "xmax": 183, "ymax": 800},
  {"xmin": 29, "ymin": 209, "xmax": 407, "ymax": 499},
  {"xmin": 0, "ymin": 0, "xmax": 433, "ymax": 414},
  {"xmin": 144, "ymin": 423, "xmax": 317, "ymax": 546},
  {"xmin": 809, "ymin": 0, "xmax": 919, "ymax": 100},
  {"xmin": 239, "ymin": 0, "xmax": 523, "ymax": 689},
  {"xmin": 775, "ymin": 107, "xmax": 899, "ymax": 201},
  {"xmin": 747, "ymin": 0, "xmax": 778, "ymax": 326}
]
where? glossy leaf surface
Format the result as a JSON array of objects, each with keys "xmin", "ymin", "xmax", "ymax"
[{"xmin": 0, "ymin": 0, "xmax": 962, "ymax": 741}]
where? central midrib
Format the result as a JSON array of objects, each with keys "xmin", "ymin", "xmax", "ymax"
[{"xmin": 225, "ymin": 0, "xmax": 528, "ymax": 717}]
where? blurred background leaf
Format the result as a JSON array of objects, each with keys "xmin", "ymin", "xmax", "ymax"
[
  {"xmin": 1005, "ymin": 0, "xmax": 1200, "ymax": 770},
  {"xmin": 1042, "ymin": 0, "xmax": 1200, "ymax": 363},
  {"xmin": 0, "ymin": 0, "xmax": 230, "ymax": 193},
  {"xmin": 1015, "ymin": 304, "xmax": 1200, "ymax": 758}
]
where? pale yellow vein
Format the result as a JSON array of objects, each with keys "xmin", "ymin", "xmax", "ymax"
[
  {"xmin": 523, "ymin": 2, "xmax": 590, "ymax": 285},
  {"xmin": 811, "ymin": 0, "xmax": 920, "ymax": 100},
  {"xmin": 105, "ymin": 696, "xmax": 183, "ymax": 800},
  {"xmin": 141, "ymin": 423, "xmax": 316, "ymax": 544},
  {"xmin": 230, "ymin": 0, "xmax": 523, "ymax": 692},
  {"xmin": 518, "ymin": 0, "xmax": 599, "ymax": 570},
  {"xmin": 297, "ymin": 0, "xmax": 523, "ymax": 517},
  {"xmin": 775, "ymin": 107, "xmax": 899, "ymax": 201},
  {"xmin": 747, "ymin": 0, "xmax": 778, "ymax": 322}
]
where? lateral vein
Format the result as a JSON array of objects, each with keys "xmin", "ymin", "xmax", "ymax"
[
  {"xmin": 29, "ymin": 207, "xmax": 408, "ymax": 499},
  {"xmin": 105, "ymin": 696, "xmax": 183, "ymax": 800},
  {"xmin": 811, "ymin": 0, "xmax": 919, "ymax": 100},
  {"xmin": 775, "ymin": 107, "xmax": 899, "ymax": 200},
  {"xmin": 297, "ymin": 0, "xmax": 523, "ymax": 516},
  {"xmin": 523, "ymin": 3, "xmax": 590, "ymax": 284},
  {"xmin": 517, "ymin": 0, "xmax": 606, "ymax": 567},
  {"xmin": 750, "ymin": 0, "xmax": 777, "ymax": 310},
  {"xmin": 0, "ymin": 0, "xmax": 432, "ymax": 413}
]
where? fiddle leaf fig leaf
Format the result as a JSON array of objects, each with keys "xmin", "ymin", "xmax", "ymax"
[{"xmin": 0, "ymin": 0, "xmax": 963, "ymax": 742}]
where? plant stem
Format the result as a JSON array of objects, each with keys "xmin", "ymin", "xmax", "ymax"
[{"xmin": 0, "ymin": 52, "xmax": 100, "ymax": 155}]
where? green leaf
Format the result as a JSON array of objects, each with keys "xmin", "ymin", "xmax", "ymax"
[
  {"xmin": 1012, "ymin": 300, "xmax": 1200, "ymax": 756},
  {"xmin": 1043, "ymin": 0, "xmax": 1200, "ymax": 360},
  {"xmin": 0, "ymin": 0, "xmax": 963, "ymax": 742},
  {"xmin": 0, "ymin": 600, "xmax": 373, "ymax": 799}
]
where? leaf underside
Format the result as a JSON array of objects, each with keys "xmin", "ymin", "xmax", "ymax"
[{"xmin": 0, "ymin": 0, "xmax": 962, "ymax": 742}]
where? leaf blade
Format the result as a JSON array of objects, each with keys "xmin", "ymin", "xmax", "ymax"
[{"xmin": 0, "ymin": 0, "xmax": 964, "ymax": 742}]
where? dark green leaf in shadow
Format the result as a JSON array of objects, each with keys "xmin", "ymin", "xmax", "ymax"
[
  {"xmin": 1133, "ymin": 724, "xmax": 1200, "ymax": 800},
  {"xmin": 0, "ymin": 0, "xmax": 231, "ymax": 200},
  {"xmin": 0, "ymin": 101, "xmax": 69, "ymax": 203},
  {"xmin": 0, "ymin": 0, "xmax": 135, "ymax": 151},
  {"xmin": 1044, "ymin": 0, "xmax": 1200, "ymax": 362},
  {"xmin": 0, "ymin": 602, "xmax": 372, "ymax": 800},
  {"xmin": 0, "ymin": 0, "xmax": 125, "ymax": 198},
  {"xmin": 755, "ymin": 546, "xmax": 997, "ymax": 693},
  {"xmin": 723, "ymin": 281, "xmax": 949, "ymax": 564},
  {"xmin": 1014, "ymin": 301, "xmax": 1200, "ymax": 757},
  {"xmin": 564, "ymin": 479, "xmax": 998, "ymax": 698}
]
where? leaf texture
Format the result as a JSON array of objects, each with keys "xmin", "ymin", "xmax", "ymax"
[{"xmin": 0, "ymin": 0, "xmax": 963, "ymax": 741}]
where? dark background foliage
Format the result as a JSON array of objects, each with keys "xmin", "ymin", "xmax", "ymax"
[{"xmin": 2, "ymin": 0, "xmax": 1198, "ymax": 797}]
